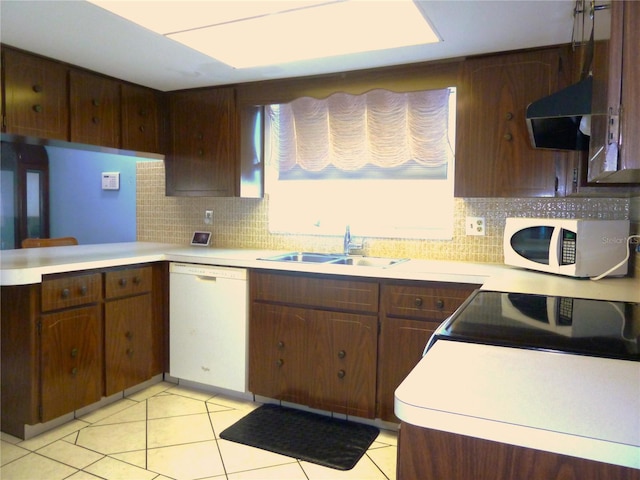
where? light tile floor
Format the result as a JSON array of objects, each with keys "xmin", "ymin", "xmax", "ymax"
[{"xmin": 0, "ymin": 382, "xmax": 397, "ymax": 480}]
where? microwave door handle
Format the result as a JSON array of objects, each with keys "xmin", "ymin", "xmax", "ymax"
[{"xmin": 549, "ymin": 227, "xmax": 562, "ymax": 270}]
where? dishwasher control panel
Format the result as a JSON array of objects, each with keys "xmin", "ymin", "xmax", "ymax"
[{"xmin": 169, "ymin": 263, "xmax": 247, "ymax": 280}]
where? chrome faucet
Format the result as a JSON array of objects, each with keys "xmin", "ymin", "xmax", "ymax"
[{"xmin": 344, "ymin": 225, "xmax": 364, "ymax": 255}]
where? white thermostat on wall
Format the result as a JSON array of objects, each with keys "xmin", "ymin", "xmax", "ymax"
[{"xmin": 101, "ymin": 172, "xmax": 120, "ymax": 190}]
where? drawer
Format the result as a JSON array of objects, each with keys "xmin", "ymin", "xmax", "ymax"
[
  {"xmin": 105, "ymin": 266, "xmax": 152, "ymax": 299},
  {"xmin": 381, "ymin": 283, "xmax": 477, "ymax": 321},
  {"xmin": 252, "ymin": 271, "xmax": 379, "ymax": 313},
  {"xmin": 42, "ymin": 273, "xmax": 102, "ymax": 312}
]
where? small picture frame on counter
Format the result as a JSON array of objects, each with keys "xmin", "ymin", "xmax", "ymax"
[{"xmin": 191, "ymin": 231, "xmax": 211, "ymax": 246}]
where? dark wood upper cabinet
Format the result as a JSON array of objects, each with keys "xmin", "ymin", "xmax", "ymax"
[
  {"xmin": 455, "ymin": 47, "xmax": 570, "ymax": 197},
  {"xmin": 2, "ymin": 49, "xmax": 69, "ymax": 140},
  {"xmin": 165, "ymin": 87, "xmax": 238, "ymax": 196},
  {"xmin": 121, "ymin": 83, "xmax": 162, "ymax": 154},
  {"xmin": 69, "ymin": 69, "xmax": 121, "ymax": 149},
  {"xmin": 587, "ymin": 0, "xmax": 640, "ymax": 183}
]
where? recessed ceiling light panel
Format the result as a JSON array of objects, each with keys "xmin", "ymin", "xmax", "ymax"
[{"xmin": 88, "ymin": 0, "xmax": 440, "ymax": 68}]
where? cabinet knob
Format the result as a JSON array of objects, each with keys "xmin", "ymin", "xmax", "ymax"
[
  {"xmin": 504, "ymin": 133, "xmax": 513, "ymax": 141},
  {"xmin": 126, "ymin": 348, "xmax": 134, "ymax": 357},
  {"xmin": 196, "ymin": 132, "xmax": 204, "ymax": 140},
  {"xmin": 32, "ymin": 104, "xmax": 43, "ymax": 113},
  {"xmin": 139, "ymin": 125, "xmax": 146, "ymax": 132},
  {"xmin": 92, "ymin": 99, "xmax": 100, "ymax": 107},
  {"xmin": 119, "ymin": 278, "xmax": 127, "ymax": 287},
  {"xmin": 414, "ymin": 297, "xmax": 423, "ymax": 307},
  {"xmin": 71, "ymin": 367, "xmax": 78, "ymax": 376},
  {"xmin": 71, "ymin": 348, "xmax": 78, "ymax": 358},
  {"xmin": 92, "ymin": 116, "xmax": 100, "ymax": 124},
  {"xmin": 436, "ymin": 299, "xmax": 445, "ymax": 309},
  {"xmin": 277, "ymin": 341, "xmax": 285, "ymax": 349},
  {"xmin": 133, "ymin": 276, "xmax": 142, "ymax": 285},
  {"xmin": 338, "ymin": 350, "xmax": 346, "ymax": 359},
  {"xmin": 125, "ymin": 331, "xmax": 133, "ymax": 339},
  {"xmin": 139, "ymin": 109, "xmax": 147, "ymax": 117},
  {"xmin": 79, "ymin": 285, "xmax": 88, "ymax": 296},
  {"xmin": 276, "ymin": 359, "xmax": 284, "ymax": 367},
  {"xmin": 32, "ymin": 84, "xmax": 43, "ymax": 93},
  {"xmin": 337, "ymin": 369, "xmax": 346, "ymax": 379},
  {"xmin": 197, "ymin": 148, "xmax": 204, "ymax": 156},
  {"xmin": 505, "ymin": 112, "xmax": 514, "ymax": 121},
  {"xmin": 61, "ymin": 288, "xmax": 70, "ymax": 299}
]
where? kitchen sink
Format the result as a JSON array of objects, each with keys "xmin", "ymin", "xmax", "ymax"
[
  {"xmin": 333, "ymin": 256, "xmax": 409, "ymax": 268},
  {"xmin": 259, "ymin": 252, "xmax": 408, "ymax": 268},
  {"xmin": 259, "ymin": 252, "xmax": 346, "ymax": 263}
]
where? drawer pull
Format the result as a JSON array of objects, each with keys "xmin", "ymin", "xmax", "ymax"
[
  {"xmin": 436, "ymin": 299, "xmax": 445, "ymax": 309},
  {"xmin": 119, "ymin": 278, "xmax": 128, "ymax": 287},
  {"xmin": 71, "ymin": 348, "xmax": 78, "ymax": 358},
  {"xmin": 338, "ymin": 350, "xmax": 346, "ymax": 359},
  {"xmin": 125, "ymin": 331, "xmax": 133, "ymax": 339},
  {"xmin": 79, "ymin": 285, "xmax": 88, "ymax": 296},
  {"xmin": 133, "ymin": 276, "xmax": 142, "ymax": 285},
  {"xmin": 33, "ymin": 104, "xmax": 43, "ymax": 113},
  {"xmin": 33, "ymin": 84, "xmax": 43, "ymax": 93},
  {"xmin": 126, "ymin": 348, "xmax": 134, "ymax": 357},
  {"xmin": 92, "ymin": 116, "xmax": 100, "ymax": 124},
  {"xmin": 71, "ymin": 367, "xmax": 78, "ymax": 376},
  {"xmin": 414, "ymin": 297, "xmax": 423, "ymax": 307},
  {"xmin": 92, "ymin": 99, "xmax": 100, "ymax": 107},
  {"xmin": 337, "ymin": 369, "xmax": 346, "ymax": 379},
  {"xmin": 505, "ymin": 112, "xmax": 514, "ymax": 121},
  {"xmin": 277, "ymin": 341, "xmax": 285, "ymax": 349},
  {"xmin": 276, "ymin": 359, "xmax": 284, "ymax": 367},
  {"xmin": 61, "ymin": 288, "xmax": 70, "ymax": 299}
]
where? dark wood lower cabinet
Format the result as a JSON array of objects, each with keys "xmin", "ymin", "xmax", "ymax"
[
  {"xmin": 104, "ymin": 294, "xmax": 152, "ymax": 395},
  {"xmin": 397, "ymin": 422, "xmax": 640, "ymax": 480},
  {"xmin": 40, "ymin": 305, "xmax": 103, "ymax": 422}
]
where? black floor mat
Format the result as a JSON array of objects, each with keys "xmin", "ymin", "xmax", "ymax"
[{"xmin": 219, "ymin": 404, "xmax": 380, "ymax": 471}]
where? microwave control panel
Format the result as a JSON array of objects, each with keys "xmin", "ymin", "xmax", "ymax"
[{"xmin": 560, "ymin": 229, "xmax": 577, "ymax": 265}]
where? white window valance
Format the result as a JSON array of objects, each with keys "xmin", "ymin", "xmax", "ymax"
[{"xmin": 267, "ymin": 88, "xmax": 453, "ymax": 179}]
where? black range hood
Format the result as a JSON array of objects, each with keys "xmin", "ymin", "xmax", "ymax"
[{"xmin": 525, "ymin": 76, "xmax": 593, "ymax": 151}]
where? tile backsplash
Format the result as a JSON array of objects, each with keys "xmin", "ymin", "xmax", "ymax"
[{"xmin": 137, "ymin": 161, "xmax": 637, "ymax": 274}]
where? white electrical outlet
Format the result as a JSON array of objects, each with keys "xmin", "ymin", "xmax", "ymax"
[
  {"xmin": 466, "ymin": 216, "xmax": 485, "ymax": 236},
  {"xmin": 204, "ymin": 210, "xmax": 213, "ymax": 225}
]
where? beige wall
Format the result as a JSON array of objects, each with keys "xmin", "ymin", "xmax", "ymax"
[{"xmin": 137, "ymin": 161, "xmax": 636, "ymax": 273}]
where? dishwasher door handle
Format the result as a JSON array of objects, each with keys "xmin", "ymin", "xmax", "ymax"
[{"xmin": 196, "ymin": 275, "xmax": 218, "ymax": 282}]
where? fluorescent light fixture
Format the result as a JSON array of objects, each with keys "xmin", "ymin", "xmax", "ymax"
[{"xmin": 89, "ymin": 0, "xmax": 440, "ymax": 68}]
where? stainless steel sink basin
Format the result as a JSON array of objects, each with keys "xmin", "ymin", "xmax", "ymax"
[
  {"xmin": 259, "ymin": 252, "xmax": 408, "ymax": 268},
  {"xmin": 259, "ymin": 252, "xmax": 346, "ymax": 263},
  {"xmin": 333, "ymin": 256, "xmax": 409, "ymax": 268}
]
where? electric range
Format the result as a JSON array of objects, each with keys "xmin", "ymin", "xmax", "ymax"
[{"xmin": 426, "ymin": 290, "xmax": 640, "ymax": 362}]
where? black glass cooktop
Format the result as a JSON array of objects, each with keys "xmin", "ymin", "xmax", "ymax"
[{"xmin": 430, "ymin": 290, "xmax": 640, "ymax": 361}]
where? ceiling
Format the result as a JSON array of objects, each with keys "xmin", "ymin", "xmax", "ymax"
[{"xmin": 0, "ymin": 1, "xmax": 608, "ymax": 92}]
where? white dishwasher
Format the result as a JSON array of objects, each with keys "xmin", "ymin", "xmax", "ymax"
[{"xmin": 169, "ymin": 263, "xmax": 248, "ymax": 393}]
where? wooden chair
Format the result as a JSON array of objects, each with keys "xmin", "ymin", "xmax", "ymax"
[{"xmin": 21, "ymin": 237, "xmax": 79, "ymax": 248}]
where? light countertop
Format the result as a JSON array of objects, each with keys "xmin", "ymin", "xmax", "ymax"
[
  {"xmin": 1, "ymin": 242, "xmax": 639, "ymax": 303},
  {"xmin": 395, "ymin": 340, "xmax": 640, "ymax": 469}
]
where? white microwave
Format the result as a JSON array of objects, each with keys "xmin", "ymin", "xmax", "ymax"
[{"xmin": 503, "ymin": 218, "xmax": 630, "ymax": 278}]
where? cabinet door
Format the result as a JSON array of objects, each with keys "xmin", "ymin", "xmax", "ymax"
[
  {"xmin": 104, "ymin": 294, "xmax": 153, "ymax": 395},
  {"xmin": 2, "ymin": 49, "xmax": 69, "ymax": 140},
  {"xmin": 69, "ymin": 70, "xmax": 121, "ymax": 148},
  {"xmin": 40, "ymin": 305, "xmax": 102, "ymax": 422},
  {"xmin": 377, "ymin": 317, "xmax": 439, "ymax": 421},
  {"xmin": 249, "ymin": 304, "xmax": 308, "ymax": 404},
  {"xmin": 166, "ymin": 87, "xmax": 237, "ymax": 196},
  {"xmin": 308, "ymin": 311, "xmax": 378, "ymax": 418},
  {"xmin": 121, "ymin": 83, "xmax": 161, "ymax": 153},
  {"xmin": 377, "ymin": 282, "xmax": 478, "ymax": 421},
  {"xmin": 455, "ymin": 48, "xmax": 567, "ymax": 197}
]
